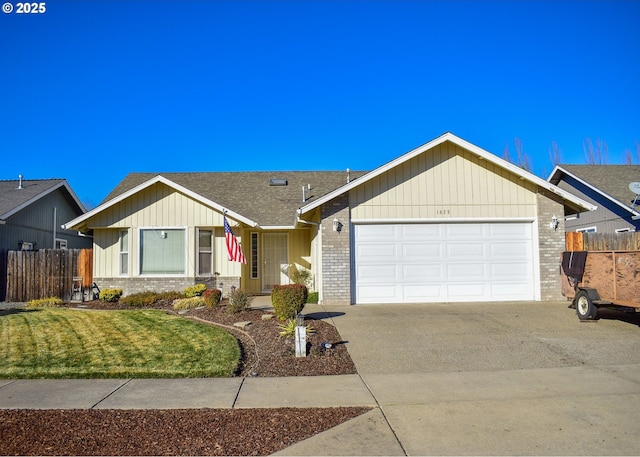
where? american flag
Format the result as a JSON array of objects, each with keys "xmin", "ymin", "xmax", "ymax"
[{"xmin": 224, "ymin": 216, "xmax": 247, "ymax": 264}]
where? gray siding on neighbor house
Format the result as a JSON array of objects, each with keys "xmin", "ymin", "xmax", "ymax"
[
  {"xmin": 0, "ymin": 188, "xmax": 91, "ymax": 250},
  {"xmin": 556, "ymin": 181, "xmax": 638, "ymax": 233}
]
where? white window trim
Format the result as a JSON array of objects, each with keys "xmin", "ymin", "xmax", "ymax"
[
  {"xmin": 55, "ymin": 238, "xmax": 68, "ymax": 249},
  {"xmin": 615, "ymin": 227, "xmax": 632, "ymax": 233},
  {"xmin": 138, "ymin": 226, "xmax": 188, "ymax": 277},
  {"xmin": 119, "ymin": 229, "xmax": 130, "ymax": 277},
  {"xmin": 196, "ymin": 228, "xmax": 214, "ymax": 276},
  {"xmin": 577, "ymin": 226, "xmax": 597, "ymax": 233}
]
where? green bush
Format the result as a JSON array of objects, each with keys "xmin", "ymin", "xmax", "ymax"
[
  {"xmin": 183, "ymin": 283, "xmax": 207, "ymax": 298},
  {"xmin": 226, "ymin": 289, "xmax": 253, "ymax": 314},
  {"xmin": 203, "ymin": 289, "xmax": 222, "ymax": 307},
  {"xmin": 278, "ymin": 318, "xmax": 315, "ymax": 338},
  {"xmin": 118, "ymin": 291, "xmax": 186, "ymax": 307},
  {"xmin": 271, "ymin": 284, "xmax": 308, "ymax": 321},
  {"xmin": 27, "ymin": 297, "xmax": 63, "ymax": 308},
  {"xmin": 120, "ymin": 291, "xmax": 160, "ymax": 307},
  {"xmin": 307, "ymin": 291, "xmax": 319, "ymax": 304},
  {"xmin": 99, "ymin": 289, "xmax": 123, "ymax": 302},
  {"xmin": 172, "ymin": 296, "xmax": 206, "ymax": 310}
]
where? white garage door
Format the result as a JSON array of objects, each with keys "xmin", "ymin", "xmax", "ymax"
[{"xmin": 354, "ymin": 222, "xmax": 536, "ymax": 303}]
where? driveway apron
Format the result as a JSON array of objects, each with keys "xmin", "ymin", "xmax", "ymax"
[{"xmin": 306, "ymin": 301, "xmax": 640, "ymax": 455}]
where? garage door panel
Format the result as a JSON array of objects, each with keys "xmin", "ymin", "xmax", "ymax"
[
  {"xmin": 357, "ymin": 285, "xmax": 400, "ymax": 303},
  {"xmin": 357, "ymin": 264, "xmax": 399, "ymax": 282},
  {"xmin": 402, "ymin": 264, "xmax": 443, "ymax": 281},
  {"xmin": 447, "ymin": 283, "xmax": 489, "ymax": 299},
  {"xmin": 402, "ymin": 224, "xmax": 443, "ymax": 238},
  {"xmin": 489, "ymin": 223, "xmax": 531, "ymax": 238},
  {"xmin": 403, "ymin": 285, "xmax": 445, "ymax": 301},
  {"xmin": 447, "ymin": 262, "xmax": 486, "ymax": 279},
  {"xmin": 491, "ymin": 262, "xmax": 531, "ymax": 279},
  {"xmin": 402, "ymin": 243, "xmax": 442, "ymax": 258},
  {"xmin": 354, "ymin": 222, "xmax": 535, "ymax": 304},
  {"xmin": 446, "ymin": 242, "xmax": 485, "ymax": 259},
  {"xmin": 357, "ymin": 225, "xmax": 398, "ymax": 239},
  {"xmin": 358, "ymin": 243, "xmax": 398, "ymax": 260},
  {"xmin": 490, "ymin": 242, "xmax": 531, "ymax": 258}
]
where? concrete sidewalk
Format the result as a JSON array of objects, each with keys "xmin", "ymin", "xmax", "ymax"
[
  {"xmin": 0, "ymin": 375, "xmax": 376, "ymax": 410},
  {"xmin": 0, "ymin": 375, "xmax": 404, "ymax": 456}
]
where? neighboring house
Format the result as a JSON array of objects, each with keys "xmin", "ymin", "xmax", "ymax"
[
  {"xmin": 548, "ymin": 165, "xmax": 640, "ymax": 233},
  {"xmin": 0, "ymin": 177, "xmax": 92, "ymax": 251},
  {"xmin": 63, "ymin": 133, "xmax": 594, "ymax": 305}
]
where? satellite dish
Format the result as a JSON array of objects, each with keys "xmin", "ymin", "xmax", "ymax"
[{"xmin": 630, "ymin": 182, "xmax": 640, "ymax": 195}]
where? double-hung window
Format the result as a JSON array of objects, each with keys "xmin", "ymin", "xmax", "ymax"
[
  {"xmin": 140, "ymin": 228, "xmax": 186, "ymax": 275},
  {"xmin": 119, "ymin": 230, "xmax": 129, "ymax": 275},
  {"xmin": 198, "ymin": 229, "xmax": 213, "ymax": 275}
]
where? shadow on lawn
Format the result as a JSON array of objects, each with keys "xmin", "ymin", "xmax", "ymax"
[{"xmin": 0, "ymin": 308, "xmax": 39, "ymax": 317}]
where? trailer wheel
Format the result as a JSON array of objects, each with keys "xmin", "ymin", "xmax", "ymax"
[{"xmin": 576, "ymin": 290, "xmax": 598, "ymax": 320}]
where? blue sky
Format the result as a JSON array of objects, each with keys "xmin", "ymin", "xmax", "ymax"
[{"xmin": 1, "ymin": 0, "xmax": 639, "ymax": 209}]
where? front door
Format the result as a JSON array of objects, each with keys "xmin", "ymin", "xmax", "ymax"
[{"xmin": 262, "ymin": 233, "xmax": 289, "ymax": 292}]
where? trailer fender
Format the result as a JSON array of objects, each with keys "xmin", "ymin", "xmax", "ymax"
[{"xmin": 576, "ymin": 287, "xmax": 601, "ymax": 302}]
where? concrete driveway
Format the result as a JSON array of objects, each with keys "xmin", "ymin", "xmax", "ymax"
[{"xmin": 301, "ymin": 301, "xmax": 640, "ymax": 455}]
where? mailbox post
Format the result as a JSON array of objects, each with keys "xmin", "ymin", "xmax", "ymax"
[{"xmin": 295, "ymin": 313, "xmax": 306, "ymax": 357}]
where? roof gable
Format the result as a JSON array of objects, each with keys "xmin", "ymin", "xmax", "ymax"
[
  {"xmin": 0, "ymin": 179, "xmax": 86, "ymax": 220},
  {"xmin": 548, "ymin": 164, "xmax": 640, "ymax": 217},
  {"xmin": 299, "ymin": 132, "xmax": 596, "ymax": 216}
]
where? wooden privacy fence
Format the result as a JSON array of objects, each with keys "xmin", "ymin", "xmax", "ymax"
[
  {"xmin": 566, "ymin": 231, "xmax": 640, "ymax": 251},
  {"xmin": 3, "ymin": 249, "xmax": 93, "ymax": 302}
]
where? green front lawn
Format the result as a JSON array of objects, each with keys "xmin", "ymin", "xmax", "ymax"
[{"xmin": 0, "ymin": 308, "xmax": 240, "ymax": 379}]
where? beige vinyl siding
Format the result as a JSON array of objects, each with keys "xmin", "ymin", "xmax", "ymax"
[
  {"xmin": 350, "ymin": 142, "xmax": 537, "ymax": 220},
  {"xmin": 91, "ymin": 183, "xmax": 227, "ymax": 228},
  {"xmin": 90, "ymin": 184, "xmax": 243, "ymax": 278}
]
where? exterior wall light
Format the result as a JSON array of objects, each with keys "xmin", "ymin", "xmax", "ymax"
[
  {"xmin": 332, "ymin": 218, "xmax": 342, "ymax": 232},
  {"xmin": 550, "ymin": 215, "xmax": 559, "ymax": 231}
]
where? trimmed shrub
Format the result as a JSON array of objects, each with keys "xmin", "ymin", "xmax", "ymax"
[
  {"xmin": 203, "ymin": 288, "xmax": 222, "ymax": 307},
  {"xmin": 120, "ymin": 291, "xmax": 160, "ymax": 307},
  {"xmin": 27, "ymin": 297, "xmax": 63, "ymax": 308},
  {"xmin": 119, "ymin": 291, "xmax": 185, "ymax": 307},
  {"xmin": 226, "ymin": 289, "xmax": 253, "ymax": 314},
  {"xmin": 307, "ymin": 291, "xmax": 319, "ymax": 304},
  {"xmin": 172, "ymin": 296, "xmax": 206, "ymax": 310},
  {"xmin": 271, "ymin": 284, "xmax": 308, "ymax": 321},
  {"xmin": 99, "ymin": 289, "xmax": 123, "ymax": 302},
  {"xmin": 183, "ymin": 283, "xmax": 207, "ymax": 298}
]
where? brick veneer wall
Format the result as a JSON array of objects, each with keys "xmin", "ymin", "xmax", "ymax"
[
  {"xmin": 93, "ymin": 276, "xmax": 240, "ymax": 298},
  {"xmin": 320, "ymin": 194, "xmax": 352, "ymax": 305},
  {"xmin": 537, "ymin": 189, "xmax": 566, "ymax": 301}
]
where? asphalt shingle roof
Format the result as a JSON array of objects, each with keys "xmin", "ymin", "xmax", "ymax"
[
  {"xmin": 103, "ymin": 171, "xmax": 368, "ymax": 227},
  {"xmin": 556, "ymin": 165, "xmax": 640, "ymax": 210},
  {"xmin": 0, "ymin": 179, "xmax": 67, "ymax": 218}
]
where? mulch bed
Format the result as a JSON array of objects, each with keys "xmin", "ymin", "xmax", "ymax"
[{"xmin": 1, "ymin": 299, "xmax": 368, "ymax": 456}]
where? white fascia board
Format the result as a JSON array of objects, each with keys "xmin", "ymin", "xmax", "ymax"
[
  {"xmin": 2, "ymin": 181, "xmax": 86, "ymax": 220},
  {"xmin": 63, "ymin": 175, "xmax": 258, "ymax": 230},
  {"xmin": 548, "ymin": 165, "xmax": 639, "ymax": 217},
  {"xmin": 298, "ymin": 132, "xmax": 596, "ymax": 215},
  {"xmin": 261, "ymin": 225, "xmax": 297, "ymax": 230}
]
